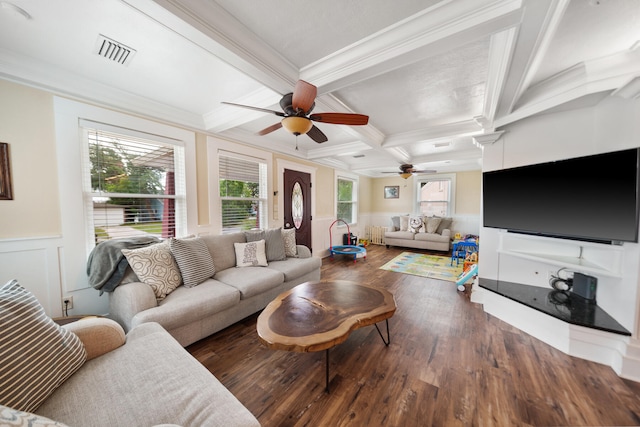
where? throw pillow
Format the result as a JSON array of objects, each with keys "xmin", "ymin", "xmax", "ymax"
[
  {"xmin": 0, "ymin": 404, "xmax": 70, "ymax": 426},
  {"xmin": 234, "ymin": 240, "xmax": 268, "ymax": 267},
  {"xmin": 436, "ymin": 217, "xmax": 453, "ymax": 234},
  {"xmin": 169, "ymin": 237, "xmax": 216, "ymax": 288},
  {"xmin": 0, "ymin": 280, "xmax": 86, "ymax": 413},
  {"xmin": 121, "ymin": 241, "xmax": 182, "ymax": 300},
  {"xmin": 282, "ymin": 228, "xmax": 297, "ymax": 257},
  {"xmin": 409, "ymin": 216, "xmax": 424, "ymax": 233},
  {"xmin": 245, "ymin": 228, "xmax": 287, "ymax": 261},
  {"xmin": 399, "ymin": 215, "xmax": 410, "ymax": 231},
  {"xmin": 390, "ymin": 216, "xmax": 400, "ymax": 231},
  {"xmin": 244, "ymin": 229, "xmax": 265, "ymax": 242},
  {"xmin": 425, "ymin": 217, "xmax": 442, "ymax": 234}
]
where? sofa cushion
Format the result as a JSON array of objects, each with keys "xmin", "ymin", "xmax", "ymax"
[
  {"xmin": 282, "ymin": 228, "xmax": 297, "ymax": 257},
  {"xmin": 246, "ymin": 228, "xmax": 287, "ymax": 261},
  {"xmin": 169, "ymin": 236, "xmax": 215, "ymax": 288},
  {"xmin": 35, "ymin": 323, "xmax": 260, "ymax": 427},
  {"xmin": 415, "ymin": 231, "xmax": 450, "ymax": 243},
  {"xmin": 122, "ymin": 241, "xmax": 182, "ymax": 300},
  {"xmin": 385, "ymin": 230, "xmax": 416, "ymax": 240},
  {"xmin": 266, "ymin": 257, "xmax": 322, "ymax": 281},
  {"xmin": 234, "ymin": 240, "xmax": 268, "ymax": 267},
  {"xmin": 215, "ymin": 267, "xmax": 284, "ymax": 299},
  {"xmin": 424, "ymin": 217, "xmax": 442, "ymax": 234},
  {"xmin": 136, "ymin": 280, "xmax": 240, "ymax": 331},
  {"xmin": 390, "ymin": 216, "xmax": 400, "ymax": 231},
  {"xmin": 0, "ymin": 280, "xmax": 86, "ymax": 413},
  {"xmin": 200, "ymin": 233, "xmax": 246, "ymax": 271},
  {"xmin": 399, "ymin": 215, "xmax": 410, "ymax": 231},
  {"xmin": 1, "ymin": 404, "xmax": 70, "ymax": 427}
]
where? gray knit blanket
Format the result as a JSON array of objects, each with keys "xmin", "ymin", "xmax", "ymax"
[{"xmin": 87, "ymin": 236, "xmax": 160, "ymax": 293}]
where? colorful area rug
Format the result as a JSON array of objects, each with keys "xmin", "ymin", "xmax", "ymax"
[{"xmin": 379, "ymin": 252, "xmax": 463, "ymax": 282}]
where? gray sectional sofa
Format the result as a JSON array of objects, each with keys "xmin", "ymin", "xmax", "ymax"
[
  {"xmin": 384, "ymin": 215, "xmax": 452, "ymax": 252},
  {"xmin": 109, "ymin": 231, "xmax": 322, "ymax": 346}
]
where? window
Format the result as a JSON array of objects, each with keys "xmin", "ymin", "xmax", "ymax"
[
  {"xmin": 82, "ymin": 126, "xmax": 186, "ymax": 244},
  {"xmin": 417, "ymin": 177, "xmax": 452, "ymax": 216},
  {"xmin": 337, "ymin": 177, "xmax": 357, "ymax": 224},
  {"xmin": 218, "ymin": 152, "xmax": 267, "ymax": 233}
]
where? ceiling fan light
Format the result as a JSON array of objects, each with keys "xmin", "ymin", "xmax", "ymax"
[
  {"xmin": 400, "ymin": 172, "xmax": 412, "ymax": 179},
  {"xmin": 281, "ymin": 116, "xmax": 312, "ymax": 135}
]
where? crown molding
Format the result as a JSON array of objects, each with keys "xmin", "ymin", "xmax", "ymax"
[
  {"xmin": 611, "ymin": 76, "xmax": 640, "ymax": 100},
  {"xmin": 482, "ymin": 27, "xmax": 518, "ymax": 127},
  {"xmin": 473, "ymin": 131, "xmax": 505, "ymax": 147}
]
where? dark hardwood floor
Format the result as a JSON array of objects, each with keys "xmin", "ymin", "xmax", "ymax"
[{"xmin": 187, "ymin": 245, "xmax": 640, "ymax": 426}]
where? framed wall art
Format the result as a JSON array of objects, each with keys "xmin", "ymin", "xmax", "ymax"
[
  {"xmin": 384, "ymin": 185, "xmax": 399, "ymax": 199},
  {"xmin": 0, "ymin": 142, "xmax": 13, "ymax": 200}
]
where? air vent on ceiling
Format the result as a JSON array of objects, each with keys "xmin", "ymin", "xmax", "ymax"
[{"xmin": 93, "ymin": 34, "xmax": 136, "ymax": 66}]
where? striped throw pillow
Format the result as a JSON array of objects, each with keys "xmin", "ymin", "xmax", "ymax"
[
  {"xmin": 0, "ymin": 280, "xmax": 86, "ymax": 412},
  {"xmin": 169, "ymin": 237, "xmax": 216, "ymax": 288}
]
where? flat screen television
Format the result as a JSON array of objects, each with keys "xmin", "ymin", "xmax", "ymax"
[{"xmin": 483, "ymin": 148, "xmax": 640, "ymax": 244}]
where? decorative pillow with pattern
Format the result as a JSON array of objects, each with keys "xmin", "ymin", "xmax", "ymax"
[
  {"xmin": 282, "ymin": 228, "xmax": 297, "ymax": 257},
  {"xmin": 425, "ymin": 217, "xmax": 442, "ymax": 234},
  {"xmin": 234, "ymin": 240, "xmax": 268, "ymax": 267},
  {"xmin": 409, "ymin": 216, "xmax": 424, "ymax": 233},
  {"xmin": 0, "ymin": 404, "xmax": 70, "ymax": 426},
  {"xmin": 121, "ymin": 241, "xmax": 182, "ymax": 300},
  {"xmin": 169, "ymin": 237, "xmax": 216, "ymax": 288},
  {"xmin": 0, "ymin": 280, "xmax": 86, "ymax": 413}
]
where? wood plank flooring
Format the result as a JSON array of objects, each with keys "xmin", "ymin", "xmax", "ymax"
[{"xmin": 187, "ymin": 245, "xmax": 640, "ymax": 426}]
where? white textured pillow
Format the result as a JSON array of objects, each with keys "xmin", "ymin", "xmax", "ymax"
[
  {"xmin": 0, "ymin": 404, "xmax": 70, "ymax": 426},
  {"xmin": 234, "ymin": 240, "xmax": 268, "ymax": 267},
  {"xmin": 0, "ymin": 280, "xmax": 86, "ymax": 413},
  {"xmin": 169, "ymin": 237, "xmax": 215, "ymax": 288},
  {"xmin": 425, "ymin": 217, "xmax": 442, "ymax": 234},
  {"xmin": 282, "ymin": 228, "xmax": 297, "ymax": 257},
  {"xmin": 122, "ymin": 241, "xmax": 182, "ymax": 300}
]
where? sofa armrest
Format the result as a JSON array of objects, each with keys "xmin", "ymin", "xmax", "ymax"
[
  {"xmin": 442, "ymin": 229, "xmax": 452, "ymax": 239},
  {"xmin": 109, "ymin": 281, "xmax": 158, "ymax": 333},
  {"xmin": 296, "ymin": 245, "xmax": 312, "ymax": 258},
  {"xmin": 63, "ymin": 318, "xmax": 125, "ymax": 361}
]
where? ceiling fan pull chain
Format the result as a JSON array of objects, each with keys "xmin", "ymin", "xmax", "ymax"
[{"xmin": 295, "ymin": 135, "xmax": 299, "ymax": 151}]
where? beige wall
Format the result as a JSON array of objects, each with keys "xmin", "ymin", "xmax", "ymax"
[
  {"xmin": 358, "ymin": 176, "xmax": 372, "ymax": 214},
  {"xmin": 369, "ymin": 172, "xmax": 481, "ymax": 215},
  {"xmin": 0, "ymin": 80, "xmax": 60, "ymax": 238},
  {"xmin": 455, "ymin": 170, "xmax": 481, "ymax": 214}
]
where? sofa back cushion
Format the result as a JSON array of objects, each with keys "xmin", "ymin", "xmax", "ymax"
[
  {"xmin": 169, "ymin": 237, "xmax": 216, "ymax": 288},
  {"xmin": 0, "ymin": 280, "xmax": 86, "ymax": 412},
  {"xmin": 201, "ymin": 232, "xmax": 246, "ymax": 271}
]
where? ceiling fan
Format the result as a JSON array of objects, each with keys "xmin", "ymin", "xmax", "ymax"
[
  {"xmin": 222, "ymin": 80, "xmax": 369, "ymax": 143},
  {"xmin": 384, "ymin": 164, "xmax": 436, "ymax": 179}
]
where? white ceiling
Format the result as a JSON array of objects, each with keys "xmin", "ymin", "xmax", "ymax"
[{"xmin": 0, "ymin": 0, "xmax": 638, "ymax": 177}]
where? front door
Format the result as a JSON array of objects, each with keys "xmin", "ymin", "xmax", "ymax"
[{"xmin": 283, "ymin": 169, "xmax": 312, "ymax": 251}]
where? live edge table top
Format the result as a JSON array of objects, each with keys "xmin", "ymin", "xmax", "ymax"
[{"xmin": 257, "ymin": 280, "xmax": 397, "ymax": 353}]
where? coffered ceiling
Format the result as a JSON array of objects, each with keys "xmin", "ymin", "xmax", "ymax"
[{"xmin": 0, "ymin": 0, "xmax": 638, "ymax": 176}]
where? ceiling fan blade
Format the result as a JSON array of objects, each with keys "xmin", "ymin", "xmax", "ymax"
[
  {"xmin": 309, "ymin": 112, "xmax": 369, "ymax": 126},
  {"xmin": 257, "ymin": 122, "xmax": 283, "ymax": 136},
  {"xmin": 415, "ymin": 170, "xmax": 437, "ymax": 174},
  {"xmin": 306, "ymin": 125, "xmax": 327, "ymax": 143},
  {"xmin": 222, "ymin": 102, "xmax": 284, "ymax": 117},
  {"xmin": 292, "ymin": 80, "xmax": 317, "ymax": 114}
]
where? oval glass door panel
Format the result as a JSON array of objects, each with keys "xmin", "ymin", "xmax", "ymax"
[{"xmin": 291, "ymin": 182, "xmax": 303, "ymax": 229}]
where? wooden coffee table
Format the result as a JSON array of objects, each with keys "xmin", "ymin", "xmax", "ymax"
[{"xmin": 256, "ymin": 280, "xmax": 396, "ymax": 392}]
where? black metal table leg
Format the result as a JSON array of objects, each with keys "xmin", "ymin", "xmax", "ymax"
[{"xmin": 374, "ymin": 319, "xmax": 391, "ymax": 346}]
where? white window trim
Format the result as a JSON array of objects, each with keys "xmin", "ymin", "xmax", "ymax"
[
  {"xmin": 54, "ymin": 97, "xmax": 197, "ymax": 292},
  {"xmin": 334, "ymin": 170, "xmax": 359, "ymax": 226},
  {"xmin": 414, "ymin": 173, "xmax": 456, "ymax": 216}
]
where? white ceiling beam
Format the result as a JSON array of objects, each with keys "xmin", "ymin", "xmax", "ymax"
[
  {"xmin": 146, "ymin": 0, "xmax": 299, "ymax": 93},
  {"xmin": 382, "ymin": 120, "xmax": 483, "ymax": 148},
  {"xmin": 301, "ymin": 0, "xmax": 523, "ymax": 94},
  {"xmin": 494, "ymin": 0, "xmax": 571, "ymax": 118},
  {"xmin": 306, "ymin": 141, "xmax": 373, "ymax": 160}
]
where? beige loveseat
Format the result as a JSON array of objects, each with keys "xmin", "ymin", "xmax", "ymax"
[
  {"xmin": 109, "ymin": 230, "xmax": 322, "ymax": 346},
  {"xmin": 384, "ymin": 215, "xmax": 451, "ymax": 252}
]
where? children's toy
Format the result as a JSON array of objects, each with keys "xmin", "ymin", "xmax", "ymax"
[
  {"xmin": 329, "ymin": 219, "xmax": 366, "ymax": 263},
  {"xmin": 456, "ymin": 263, "xmax": 478, "ymax": 292}
]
